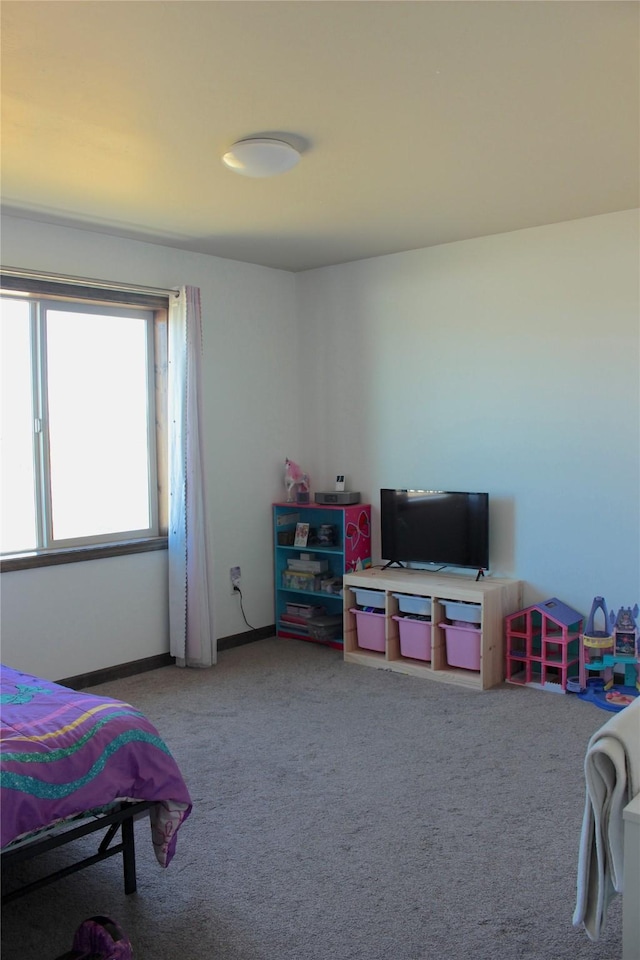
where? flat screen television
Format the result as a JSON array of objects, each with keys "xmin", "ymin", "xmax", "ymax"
[{"xmin": 380, "ymin": 489, "xmax": 489, "ymax": 572}]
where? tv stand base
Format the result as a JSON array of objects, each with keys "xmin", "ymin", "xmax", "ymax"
[{"xmin": 343, "ymin": 568, "xmax": 522, "ymax": 691}]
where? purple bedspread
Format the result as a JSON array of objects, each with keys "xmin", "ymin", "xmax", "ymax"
[{"xmin": 0, "ymin": 664, "xmax": 192, "ymax": 867}]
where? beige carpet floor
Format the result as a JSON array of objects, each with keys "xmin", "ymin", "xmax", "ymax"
[{"xmin": 1, "ymin": 638, "xmax": 624, "ymax": 960}]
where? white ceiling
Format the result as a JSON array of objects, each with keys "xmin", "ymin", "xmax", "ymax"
[{"xmin": 1, "ymin": 1, "xmax": 638, "ymax": 273}]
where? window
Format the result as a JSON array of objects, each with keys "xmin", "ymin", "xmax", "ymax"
[{"xmin": 1, "ymin": 286, "xmax": 168, "ymax": 562}]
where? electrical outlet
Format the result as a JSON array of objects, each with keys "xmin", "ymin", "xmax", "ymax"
[{"xmin": 230, "ymin": 566, "xmax": 241, "ymax": 594}]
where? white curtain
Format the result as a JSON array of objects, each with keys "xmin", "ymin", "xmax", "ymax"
[{"xmin": 168, "ymin": 286, "xmax": 215, "ymax": 667}]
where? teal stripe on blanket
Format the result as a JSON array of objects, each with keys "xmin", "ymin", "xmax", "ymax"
[
  {"xmin": 1, "ymin": 710, "xmax": 145, "ymax": 764},
  {"xmin": 0, "ymin": 729, "xmax": 172, "ymax": 798}
]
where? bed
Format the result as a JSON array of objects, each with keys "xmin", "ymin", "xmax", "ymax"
[{"xmin": 0, "ymin": 664, "xmax": 192, "ymax": 903}]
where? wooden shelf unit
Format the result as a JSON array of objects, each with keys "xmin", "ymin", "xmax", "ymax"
[
  {"xmin": 343, "ymin": 567, "xmax": 522, "ymax": 691},
  {"xmin": 273, "ymin": 502, "xmax": 371, "ymax": 649}
]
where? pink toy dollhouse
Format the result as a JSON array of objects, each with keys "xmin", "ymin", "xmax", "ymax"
[{"xmin": 505, "ymin": 598, "xmax": 584, "ymax": 693}]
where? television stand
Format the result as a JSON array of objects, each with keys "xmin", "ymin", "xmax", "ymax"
[
  {"xmin": 343, "ymin": 568, "xmax": 522, "ymax": 691},
  {"xmin": 381, "ymin": 560, "xmax": 405, "ymax": 570}
]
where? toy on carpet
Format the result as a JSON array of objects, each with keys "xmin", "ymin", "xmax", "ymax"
[
  {"xmin": 577, "ymin": 596, "xmax": 639, "ymax": 712},
  {"xmin": 284, "ymin": 458, "xmax": 310, "ymax": 502},
  {"xmin": 54, "ymin": 915, "xmax": 132, "ymax": 960},
  {"xmin": 504, "ymin": 598, "xmax": 583, "ymax": 693}
]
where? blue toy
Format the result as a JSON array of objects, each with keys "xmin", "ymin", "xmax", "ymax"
[{"xmin": 577, "ymin": 597, "xmax": 639, "ymax": 712}]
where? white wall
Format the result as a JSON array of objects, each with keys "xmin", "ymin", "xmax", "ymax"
[
  {"xmin": 296, "ymin": 210, "xmax": 640, "ymax": 620},
  {"xmin": 0, "ymin": 215, "xmax": 300, "ymax": 679},
  {"xmin": 0, "ymin": 552, "xmax": 169, "ymax": 679},
  {"xmin": 2, "ymin": 210, "xmax": 638, "ymax": 678}
]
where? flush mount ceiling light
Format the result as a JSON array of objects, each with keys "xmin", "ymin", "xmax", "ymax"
[{"xmin": 221, "ymin": 138, "xmax": 301, "ymax": 178}]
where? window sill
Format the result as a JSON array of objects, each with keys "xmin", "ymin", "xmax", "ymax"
[{"xmin": 0, "ymin": 537, "xmax": 168, "ymax": 572}]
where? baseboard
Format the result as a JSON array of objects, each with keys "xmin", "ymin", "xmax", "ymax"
[
  {"xmin": 60, "ymin": 653, "xmax": 176, "ymax": 690},
  {"xmin": 218, "ymin": 624, "xmax": 276, "ymax": 650},
  {"xmin": 59, "ymin": 627, "xmax": 276, "ymax": 689}
]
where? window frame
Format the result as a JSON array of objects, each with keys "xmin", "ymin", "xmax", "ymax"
[{"xmin": 0, "ymin": 278, "xmax": 169, "ymax": 570}]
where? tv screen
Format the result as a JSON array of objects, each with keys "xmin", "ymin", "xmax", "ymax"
[{"xmin": 380, "ymin": 489, "xmax": 489, "ymax": 571}]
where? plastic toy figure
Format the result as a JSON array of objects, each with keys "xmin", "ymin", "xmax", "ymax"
[
  {"xmin": 284, "ymin": 458, "xmax": 310, "ymax": 502},
  {"xmin": 610, "ymin": 604, "xmax": 640, "ymax": 686},
  {"xmin": 578, "ymin": 597, "xmax": 640, "ymax": 710}
]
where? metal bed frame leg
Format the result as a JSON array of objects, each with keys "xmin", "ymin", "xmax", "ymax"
[
  {"xmin": 1, "ymin": 800, "xmax": 153, "ymax": 904},
  {"xmin": 97, "ymin": 816, "xmax": 136, "ymax": 894},
  {"xmin": 121, "ymin": 814, "xmax": 137, "ymax": 894}
]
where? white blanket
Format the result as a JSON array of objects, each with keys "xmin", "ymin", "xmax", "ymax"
[{"xmin": 573, "ymin": 696, "xmax": 640, "ymax": 940}]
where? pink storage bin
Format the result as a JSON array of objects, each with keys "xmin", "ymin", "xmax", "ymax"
[
  {"xmin": 350, "ymin": 608, "xmax": 386, "ymax": 652},
  {"xmin": 392, "ymin": 615, "xmax": 431, "ymax": 661},
  {"xmin": 439, "ymin": 621, "xmax": 481, "ymax": 671}
]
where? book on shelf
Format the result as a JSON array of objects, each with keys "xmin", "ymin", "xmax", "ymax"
[
  {"xmin": 276, "ymin": 512, "xmax": 300, "ymax": 527},
  {"xmin": 280, "ymin": 613, "xmax": 311, "ymax": 626},
  {"xmin": 287, "ymin": 557, "xmax": 329, "ymax": 574},
  {"xmin": 282, "ymin": 569, "xmax": 324, "ymax": 591},
  {"xmin": 285, "ymin": 602, "xmax": 326, "ymax": 618},
  {"xmin": 293, "ymin": 522, "xmax": 310, "ymax": 547},
  {"xmin": 279, "ymin": 619, "xmax": 309, "ymax": 635}
]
